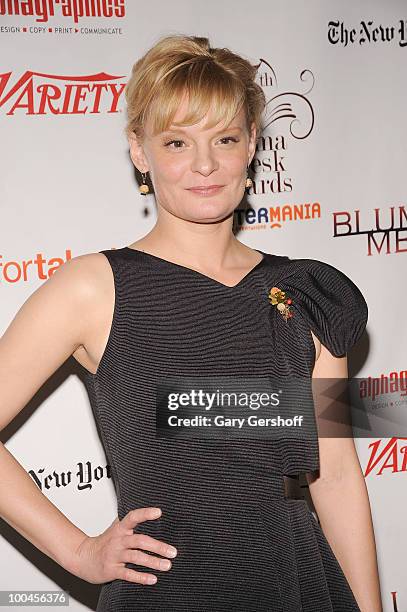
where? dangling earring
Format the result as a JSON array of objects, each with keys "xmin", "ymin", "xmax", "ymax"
[
  {"xmin": 245, "ymin": 165, "xmax": 253, "ymax": 191},
  {"xmin": 139, "ymin": 171, "xmax": 150, "ymax": 195}
]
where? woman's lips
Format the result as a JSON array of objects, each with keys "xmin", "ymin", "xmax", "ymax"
[{"xmin": 186, "ymin": 185, "xmax": 225, "ymax": 196}]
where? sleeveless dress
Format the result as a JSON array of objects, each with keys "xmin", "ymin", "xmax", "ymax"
[{"xmin": 82, "ymin": 246, "xmax": 368, "ymax": 612}]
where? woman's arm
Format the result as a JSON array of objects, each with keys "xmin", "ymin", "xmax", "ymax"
[
  {"xmin": 0, "ymin": 255, "xmax": 103, "ymax": 574},
  {"xmin": 0, "ymin": 254, "xmax": 178, "ymax": 586},
  {"xmin": 306, "ymin": 338, "xmax": 383, "ymax": 612}
]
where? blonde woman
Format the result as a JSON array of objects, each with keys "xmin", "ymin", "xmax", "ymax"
[{"xmin": 0, "ymin": 35, "xmax": 382, "ymax": 611}]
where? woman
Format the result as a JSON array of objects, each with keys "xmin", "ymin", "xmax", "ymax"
[{"xmin": 0, "ymin": 34, "xmax": 382, "ymax": 611}]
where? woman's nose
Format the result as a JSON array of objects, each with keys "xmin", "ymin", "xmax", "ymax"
[{"xmin": 190, "ymin": 148, "xmax": 218, "ymax": 174}]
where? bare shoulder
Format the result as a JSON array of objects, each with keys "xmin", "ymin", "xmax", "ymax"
[
  {"xmin": 57, "ymin": 252, "xmax": 115, "ymax": 375},
  {"xmin": 13, "ymin": 250, "xmax": 114, "ymax": 372},
  {"xmin": 39, "ymin": 251, "xmax": 113, "ymax": 325},
  {"xmin": 52, "ymin": 251, "xmax": 111, "ymax": 295},
  {"xmin": 0, "ymin": 251, "xmax": 114, "ymax": 428}
]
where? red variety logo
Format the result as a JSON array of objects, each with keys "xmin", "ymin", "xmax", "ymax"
[{"xmin": 0, "ymin": 71, "xmax": 126, "ymax": 115}]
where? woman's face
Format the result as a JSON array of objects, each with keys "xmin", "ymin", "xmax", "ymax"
[{"xmin": 129, "ymin": 96, "xmax": 257, "ymax": 223}]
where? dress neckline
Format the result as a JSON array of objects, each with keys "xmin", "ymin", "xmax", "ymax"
[{"xmin": 121, "ymin": 246, "xmax": 271, "ymax": 289}]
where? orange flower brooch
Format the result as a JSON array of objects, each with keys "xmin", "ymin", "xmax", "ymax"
[{"xmin": 268, "ymin": 287, "xmax": 293, "ymax": 321}]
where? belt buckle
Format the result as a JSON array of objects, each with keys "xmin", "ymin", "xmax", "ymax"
[{"xmin": 283, "ymin": 474, "xmax": 304, "ymax": 500}]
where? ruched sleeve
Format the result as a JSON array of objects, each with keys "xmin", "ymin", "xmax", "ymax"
[{"xmin": 284, "ymin": 258, "xmax": 369, "ymax": 358}]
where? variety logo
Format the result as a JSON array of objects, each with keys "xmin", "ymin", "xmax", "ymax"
[
  {"xmin": 0, "ymin": 0, "xmax": 126, "ymax": 24},
  {"xmin": 0, "ymin": 70, "xmax": 126, "ymax": 115},
  {"xmin": 365, "ymin": 437, "xmax": 407, "ymax": 477},
  {"xmin": 391, "ymin": 590, "xmax": 404, "ymax": 611}
]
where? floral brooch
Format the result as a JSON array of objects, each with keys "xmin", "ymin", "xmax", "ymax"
[{"xmin": 268, "ymin": 287, "xmax": 293, "ymax": 321}]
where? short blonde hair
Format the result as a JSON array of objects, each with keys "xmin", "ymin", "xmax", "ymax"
[{"xmin": 124, "ymin": 34, "xmax": 266, "ymax": 142}]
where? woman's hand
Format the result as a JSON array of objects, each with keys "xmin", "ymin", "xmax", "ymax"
[{"xmin": 73, "ymin": 507, "xmax": 177, "ymax": 585}]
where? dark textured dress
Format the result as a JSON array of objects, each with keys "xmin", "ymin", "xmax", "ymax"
[{"xmin": 82, "ymin": 246, "xmax": 368, "ymax": 612}]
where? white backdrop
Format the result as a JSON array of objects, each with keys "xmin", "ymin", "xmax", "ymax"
[{"xmin": 0, "ymin": 1, "xmax": 405, "ymax": 610}]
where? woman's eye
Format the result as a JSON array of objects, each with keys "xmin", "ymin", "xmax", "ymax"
[
  {"xmin": 219, "ymin": 137, "xmax": 239, "ymax": 144},
  {"xmin": 164, "ymin": 139, "xmax": 184, "ymax": 149}
]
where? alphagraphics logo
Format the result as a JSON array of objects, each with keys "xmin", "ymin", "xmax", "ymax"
[{"xmin": 0, "ymin": 0, "xmax": 126, "ymax": 24}]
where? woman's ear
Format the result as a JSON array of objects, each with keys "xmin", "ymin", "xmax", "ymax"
[
  {"xmin": 128, "ymin": 132, "xmax": 149, "ymax": 173},
  {"xmin": 248, "ymin": 121, "xmax": 257, "ymax": 165}
]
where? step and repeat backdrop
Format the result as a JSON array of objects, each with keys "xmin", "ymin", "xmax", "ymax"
[{"xmin": 0, "ymin": 1, "xmax": 405, "ymax": 610}]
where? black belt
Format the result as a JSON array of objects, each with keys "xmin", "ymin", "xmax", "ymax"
[{"xmin": 282, "ymin": 474, "xmax": 305, "ymax": 500}]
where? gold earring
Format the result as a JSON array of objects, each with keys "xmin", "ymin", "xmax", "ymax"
[
  {"xmin": 245, "ymin": 165, "xmax": 253, "ymax": 190},
  {"xmin": 139, "ymin": 171, "xmax": 150, "ymax": 195}
]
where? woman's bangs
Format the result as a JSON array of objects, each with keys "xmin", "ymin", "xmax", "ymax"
[{"xmin": 147, "ymin": 66, "xmax": 246, "ymax": 136}]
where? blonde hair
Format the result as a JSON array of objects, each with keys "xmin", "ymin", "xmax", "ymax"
[{"xmin": 124, "ymin": 34, "xmax": 266, "ymax": 142}]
